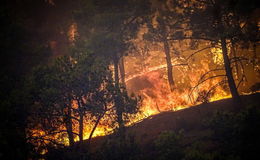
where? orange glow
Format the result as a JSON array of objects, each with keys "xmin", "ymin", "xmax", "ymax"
[
  {"xmin": 68, "ymin": 23, "xmax": 78, "ymax": 43},
  {"xmin": 31, "ymin": 42, "xmax": 257, "ymax": 149},
  {"xmin": 31, "ymin": 46, "xmax": 230, "ymax": 147},
  {"xmin": 124, "ymin": 41, "xmax": 231, "ymax": 119}
]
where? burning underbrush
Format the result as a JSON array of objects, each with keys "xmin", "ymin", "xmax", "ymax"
[
  {"xmin": 126, "ymin": 70, "xmax": 230, "ymax": 117},
  {"xmin": 125, "ymin": 45, "xmax": 231, "ymax": 118}
]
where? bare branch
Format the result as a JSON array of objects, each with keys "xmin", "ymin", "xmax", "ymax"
[
  {"xmin": 189, "ymin": 75, "xmax": 227, "ymax": 100},
  {"xmin": 194, "ymin": 75, "xmax": 226, "ymax": 90},
  {"xmin": 230, "ymin": 57, "xmax": 249, "ymax": 63},
  {"xmin": 186, "ymin": 46, "xmax": 213, "ymax": 61},
  {"xmin": 88, "ymin": 110, "xmax": 106, "ymax": 144},
  {"xmin": 237, "ymin": 74, "xmax": 246, "ymax": 89},
  {"xmin": 198, "ymin": 68, "xmax": 225, "ymax": 84},
  {"xmin": 205, "ymin": 80, "xmax": 228, "ymax": 101},
  {"xmin": 167, "ymin": 36, "xmax": 217, "ymax": 42}
]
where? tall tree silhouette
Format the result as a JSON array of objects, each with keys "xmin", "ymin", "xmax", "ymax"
[
  {"xmin": 74, "ymin": 0, "xmax": 149, "ymax": 131},
  {"xmin": 174, "ymin": 0, "xmax": 259, "ymax": 103},
  {"xmin": 144, "ymin": 1, "xmax": 184, "ymax": 91}
]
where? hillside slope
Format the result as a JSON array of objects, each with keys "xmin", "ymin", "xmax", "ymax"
[
  {"xmin": 47, "ymin": 93, "xmax": 260, "ymax": 160},
  {"xmin": 90, "ymin": 93, "xmax": 260, "ymax": 150}
]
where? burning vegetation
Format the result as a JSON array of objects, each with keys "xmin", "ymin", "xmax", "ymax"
[{"xmin": 0, "ymin": 0, "xmax": 259, "ymax": 159}]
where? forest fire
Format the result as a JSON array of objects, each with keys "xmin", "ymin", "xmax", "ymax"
[
  {"xmin": 29, "ymin": 39, "xmax": 259, "ymax": 150},
  {"xmin": 124, "ymin": 43, "xmax": 230, "ymax": 116},
  {"xmin": 27, "ymin": 0, "xmax": 258, "ymax": 150},
  {"xmin": 2, "ymin": 0, "xmax": 259, "ymax": 159},
  {"xmin": 3, "ymin": 1, "xmax": 259, "ymax": 159},
  {"xmin": 28, "ymin": 21, "xmax": 260, "ymax": 157},
  {"xmin": 79, "ymin": 45, "xmax": 233, "ymax": 139}
]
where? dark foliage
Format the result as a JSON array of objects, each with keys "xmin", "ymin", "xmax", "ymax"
[
  {"xmin": 93, "ymin": 135, "xmax": 141, "ymax": 160},
  {"xmin": 0, "ymin": 0, "xmax": 52, "ymax": 159},
  {"xmin": 208, "ymin": 105, "xmax": 260, "ymax": 160}
]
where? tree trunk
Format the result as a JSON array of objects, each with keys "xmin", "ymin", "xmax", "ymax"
[
  {"xmin": 88, "ymin": 112, "xmax": 105, "ymax": 144},
  {"xmin": 114, "ymin": 58, "xmax": 120, "ymax": 87},
  {"xmin": 231, "ymin": 42, "xmax": 240, "ymax": 80},
  {"xmin": 79, "ymin": 112, "xmax": 84, "ymax": 143},
  {"xmin": 253, "ymin": 43, "xmax": 257, "ymax": 67},
  {"xmin": 119, "ymin": 57, "xmax": 126, "ymax": 87},
  {"xmin": 113, "ymin": 58, "xmax": 124, "ymax": 129},
  {"xmin": 220, "ymin": 37, "xmax": 241, "ymax": 103},
  {"xmin": 163, "ymin": 40, "xmax": 175, "ymax": 91},
  {"xmin": 76, "ymin": 99, "xmax": 84, "ymax": 143},
  {"xmin": 65, "ymin": 106, "xmax": 74, "ymax": 146}
]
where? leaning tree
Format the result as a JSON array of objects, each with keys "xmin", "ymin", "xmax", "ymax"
[{"xmin": 172, "ymin": 0, "xmax": 259, "ymax": 103}]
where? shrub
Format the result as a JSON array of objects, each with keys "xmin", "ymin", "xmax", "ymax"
[{"xmin": 155, "ymin": 130, "xmax": 184, "ymax": 160}]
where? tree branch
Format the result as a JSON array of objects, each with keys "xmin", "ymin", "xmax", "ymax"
[
  {"xmin": 186, "ymin": 46, "xmax": 213, "ymax": 61},
  {"xmin": 167, "ymin": 36, "xmax": 217, "ymax": 42},
  {"xmin": 198, "ymin": 68, "xmax": 225, "ymax": 84},
  {"xmin": 189, "ymin": 75, "xmax": 227, "ymax": 100}
]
